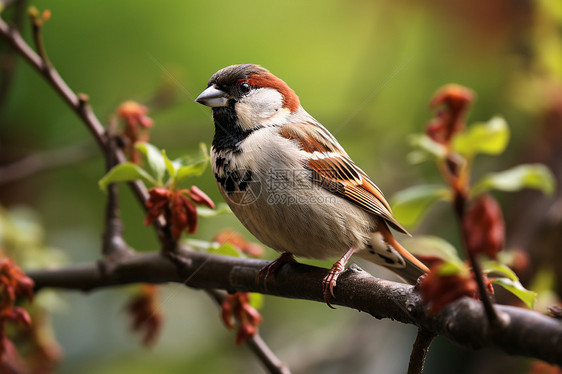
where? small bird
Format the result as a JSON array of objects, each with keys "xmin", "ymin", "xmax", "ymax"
[{"xmin": 196, "ymin": 64, "xmax": 428, "ymax": 306}]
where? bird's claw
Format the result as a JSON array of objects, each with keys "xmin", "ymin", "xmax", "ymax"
[
  {"xmin": 321, "ymin": 248, "xmax": 355, "ymax": 309},
  {"xmin": 256, "ymin": 252, "xmax": 296, "ymax": 288},
  {"xmin": 322, "ymin": 271, "xmax": 339, "ymax": 309}
]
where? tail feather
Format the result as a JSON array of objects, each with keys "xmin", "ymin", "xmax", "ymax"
[
  {"xmin": 355, "ymin": 221, "xmax": 428, "ymax": 285},
  {"xmin": 380, "ymin": 224, "xmax": 428, "ymax": 284},
  {"xmin": 393, "ymin": 256, "xmax": 428, "ymax": 284}
]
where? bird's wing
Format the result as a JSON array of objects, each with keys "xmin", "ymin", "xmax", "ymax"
[{"xmin": 279, "ymin": 121, "xmax": 410, "ymax": 235}]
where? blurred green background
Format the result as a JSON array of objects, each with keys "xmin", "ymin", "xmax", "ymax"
[{"xmin": 1, "ymin": 0, "xmax": 561, "ymax": 373}]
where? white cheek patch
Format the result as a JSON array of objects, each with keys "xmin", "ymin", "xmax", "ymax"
[{"xmin": 236, "ymin": 88, "xmax": 288, "ymax": 130}]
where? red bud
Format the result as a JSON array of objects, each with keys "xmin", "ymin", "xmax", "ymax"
[
  {"xmin": 116, "ymin": 100, "xmax": 154, "ymax": 162},
  {"xmin": 420, "ymin": 262, "xmax": 478, "ymax": 314},
  {"xmin": 464, "ymin": 195, "xmax": 505, "ymax": 259},
  {"xmin": 189, "ymin": 186, "xmax": 216, "ymax": 209},
  {"xmin": 125, "ymin": 285, "xmax": 162, "ymax": 347},
  {"xmin": 426, "ymin": 84, "xmax": 475, "ymax": 145},
  {"xmin": 220, "ymin": 293, "xmax": 262, "ymax": 345}
]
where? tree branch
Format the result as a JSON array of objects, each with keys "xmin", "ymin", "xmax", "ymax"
[
  {"xmin": 407, "ymin": 328, "xmax": 435, "ymax": 374},
  {"xmin": 25, "ymin": 247, "xmax": 562, "ymax": 367}
]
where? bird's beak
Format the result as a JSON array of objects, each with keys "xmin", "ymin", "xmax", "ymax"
[{"xmin": 195, "ymin": 85, "xmax": 229, "ymax": 107}]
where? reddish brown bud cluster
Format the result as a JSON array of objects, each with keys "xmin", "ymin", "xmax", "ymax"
[
  {"xmin": 221, "ymin": 292, "xmax": 262, "ymax": 345},
  {"xmin": 117, "ymin": 101, "xmax": 154, "ymax": 163},
  {"xmin": 145, "ymin": 186, "xmax": 215, "ymax": 239},
  {"xmin": 463, "ymin": 194, "xmax": 505, "ymax": 259},
  {"xmin": 419, "ymin": 262, "xmax": 478, "ymax": 314},
  {"xmin": 118, "ymin": 100, "xmax": 154, "ymax": 132},
  {"xmin": 124, "ymin": 284, "xmax": 162, "ymax": 347},
  {"xmin": 213, "ymin": 229, "xmax": 264, "ymax": 258},
  {"xmin": 426, "ymin": 84, "xmax": 474, "ymax": 145},
  {"xmin": 0, "ymin": 258, "xmax": 34, "ymax": 358}
]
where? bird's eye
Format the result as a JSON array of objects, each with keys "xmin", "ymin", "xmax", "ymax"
[{"xmin": 239, "ymin": 82, "xmax": 251, "ymax": 95}]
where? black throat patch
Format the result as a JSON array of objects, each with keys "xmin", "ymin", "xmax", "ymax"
[{"xmin": 211, "ymin": 106, "xmax": 255, "ymax": 153}]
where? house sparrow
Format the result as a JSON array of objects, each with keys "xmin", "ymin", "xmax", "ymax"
[{"xmin": 196, "ymin": 64, "xmax": 428, "ymax": 307}]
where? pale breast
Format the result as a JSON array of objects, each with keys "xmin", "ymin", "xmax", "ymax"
[{"xmin": 211, "ymin": 127, "xmax": 376, "ymax": 260}]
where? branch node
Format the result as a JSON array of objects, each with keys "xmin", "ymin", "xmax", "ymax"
[
  {"xmin": 166, "ymin": 248, "xmax": 193, "ymax": 273},
  {"xmin": 348, "ymin": 263, "xmax": 366, "ymax": 273},
  {"xmin": 97, "ymin": 249, "xmax": 134, "ymax": 278},
  {"xmin": 77, "ymin": 92, "xmax": 90, "ymax": 112}
]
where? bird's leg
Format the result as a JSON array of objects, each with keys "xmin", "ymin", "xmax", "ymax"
[
  {"xmin": 322, "ymin": 247, "xmax": 355, "ymax": 309},
  {"xmin": 256, "ymin": 252, "xmax": 296, "ymax": 285}
]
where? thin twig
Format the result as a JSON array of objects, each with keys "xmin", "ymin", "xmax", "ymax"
[
  {"xmin": 467, "ymin": 250, "xmax": 500, "ymax": 327},
  {"xmin": 0, "ymin": 143, "xmax": 94, "ymax": 184},
  {"xmin": 101, "ymin": 127, "xmax": 134, "ymax": 258},
  {"xmin": 407, "ymin": 328, "xmax": 435, "ymax": 374},
  {"xmin": 30, "ymin": 10, "xmax": 49, "ymax": 68},
  {"xmin": 205, "ymin": 289, "xmax": 292, "ymax": 374},
  {"xmin": 441, "ymin": 155, "xmax": 502, "ymax": 329},
  {"xmin": 454, "ymin": 192, "xmax": 502, "ymax": 329}
]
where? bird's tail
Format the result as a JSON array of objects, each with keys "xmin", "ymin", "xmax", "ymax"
[
  {"xmin": 393, "ymin": 253, "xmax": 428, "ymax": 284},
  {"xmin": 381, "ymin": 225, "xmax": 428, "ymax": 284},
  {"xmin": 355, "ymin": 222, "xmax": 429, "ymax": 285}
]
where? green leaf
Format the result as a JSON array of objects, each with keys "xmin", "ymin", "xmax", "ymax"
[
  {"xmin": 472, "ymin": 163, "xmax": 556, "ymax": 196},
  {"xmin": 248, "ymin": 292, "xmax": 264, "ymax": 310},
  {"xmin": 98, "ymin": 162, "xmax": 157, "ymax": 191},
  {"xmin": 436, "ymin": 261, "xmax": 465, "ymax": 276},
  {"xmin": 408, "ymin": 134, "xmax": 447, "ymax": 163},
  {"xmin": 174, "ymin": 143, "xmax": 209, "ymax": 185},
  {"xmin": 403, "ymin": 236, "xmax": 463, "ymax": 265},
  {"xmin": 453, "ymin": 117, "xmax": 509, "ymax": 157},
  {"xmin": 492, "ymin": 278, "xmax": 536, "ymax": 309},
  {"xmin": 184, "ymin": 239, "xmax": 242, "ymax": 257},
  {"xmin": 135, "ymin": 143, "xmax": 166, "ymax": 184},
  {"xmin": 481, "ymin": 260, "xmax": 518, "ymax": 281},
  {"xmin": 197, "ymin": 203, "xmax": 231, "ymax": 217},
  {"xmin": 391, "ymin": 185, "xmax": 451, "ymax": 227},
  {"xmin": 207, "ymin": 242, "xmax": 241, "ymax": 257},
  {"xmin": 176, "ymin": 160, "xmax": 208, "ymax": 183},
  {"xmin": 183, "ymin": 238, "xmax": 214, "ymax": 251},
  {"xmin": 162, "ymin": 150, "xmax": 177, "ymax": 181}
]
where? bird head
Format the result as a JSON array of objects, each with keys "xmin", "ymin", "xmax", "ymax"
[{"xmin": 196, "ymin": 64, "xmax": 300, "ymax": 132}]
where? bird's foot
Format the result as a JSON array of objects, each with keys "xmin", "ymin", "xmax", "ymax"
[
  {"xmin": 256, "ymin": 252, "xmax": 296, "ymax": 287},
  {"xmin": 322, "ymin": 247, "xmax": 355, "ymax": 309}
]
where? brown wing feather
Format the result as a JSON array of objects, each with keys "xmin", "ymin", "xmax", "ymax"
[{"xmin": 279, "ymin": 122, "xmax": 410, "ymax": 235}]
